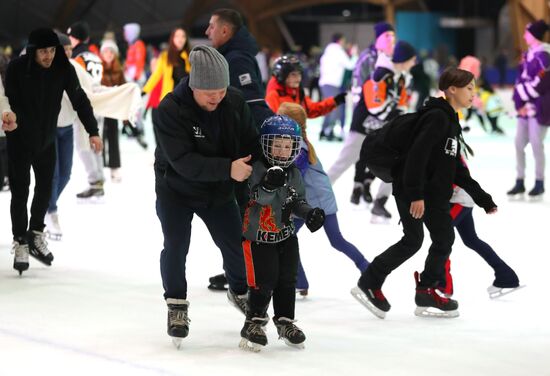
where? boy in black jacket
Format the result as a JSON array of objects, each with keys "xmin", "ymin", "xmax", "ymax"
[
  {"xmin": 5, "ymin": 28, "xmax": 101, "ymax": 275},
  {"xmin": 351, "ymin": 68, "xmax": 497, "ymax": 319},
  {"xmin": 154, "ymin": 45, "xmax": 261, "ymax": 348}
]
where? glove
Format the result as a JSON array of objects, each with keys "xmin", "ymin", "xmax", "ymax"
[
  {"xmin": 334, "ymin": 92, "xmax": 347, "ymax": 105},
  {"xmin": 306, "ymin": 208, "xmax": 325, "ymax": 233},
  {"xmin": 262, "ymin": 166, "xmax": 286, "ymax": 191}
]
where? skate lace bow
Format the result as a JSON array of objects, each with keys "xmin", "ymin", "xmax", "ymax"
[
  {"xmin": 11, "ymin": 242, "xmax": 27, "ymax": 257},
  {"xmin": 169, "ymin": 309, "xmax": 190, "ymax": 326},
  {"xmin": 247, "ymin": 319, "xmax": 266, "ymax": 336}
]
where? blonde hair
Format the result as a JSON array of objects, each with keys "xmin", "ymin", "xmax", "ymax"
[{"xmin": 277, "ymin": 102, "xmax": 317, "ymax": 165}]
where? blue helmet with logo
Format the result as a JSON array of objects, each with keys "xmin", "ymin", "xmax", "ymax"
[{"xmin": 260, "ymin": 115, "xmax": 302, "ymax": 168}]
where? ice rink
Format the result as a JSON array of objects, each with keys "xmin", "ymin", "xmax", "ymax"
[{"xmin": 0, "ymin": 107, "xmax": 548, "ymax": 376}]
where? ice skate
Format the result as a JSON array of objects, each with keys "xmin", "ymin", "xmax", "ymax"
[
  {"xmin": 76, "ymin": 181, "xmax": 105, "ymax": 203},
  {"xmin": 350, "ymin": 282, "xmax": 391, "ymax": 319},
  {"xmin": 166, "ymin": 299, "xmax": 190, "ymax": 349},
  {"xmin": 227, "ymin": 288, "xmax": 248, "ymax": 315},
  {"xmin": 507, "ymin": 179, "xmax": 525, "ymax": 200},
  {"xmin": 296, "ymin": 288, "xmax": 308, "ymax": 298},
  {"xmin": 27, "ymin": 230, "xmax": 54, "ymax": 266},
  {"xmin": 350, "ymin": 184, "xmax": 362, "ymax": 205},
  {"xmin": 273, "ymin": 317, "xmax": 306, "ymax": 349},
  {"xmin": 528, "ymin": 180, "xmax": 544, "ymax": 201},
  {"xmin": 487, "ymin": 284, "xmax": 526, "ymax": 299},
  {"xmin": 370, "ymin": 197, "xmax": 391, "ymax": 224},
  {"xmin": 45, "ymin": 212, "xmax": 62, "ymax": 241},
  {"xmin": 110, "ymin": 168, "xmax": 122, "ymax": 183},
  {"xmin": 12, "ymin": 240, "xmax": 29, "ymax": 276},
  {"xmin": 239, "ymin": 316, "xmax": 268, "ymax": 352},
  {"xmin": 414, "ymin": 272, "xmax": 459, "ymax": 318},
  {"xmin": 208, "ymin": 273, "xmax": 228, "ymax": 291},
  {"xmin": 362, "ymin": 181, "xmax": 373, "ymax": 203}
]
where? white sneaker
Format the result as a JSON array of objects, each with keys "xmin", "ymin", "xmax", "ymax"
[{"xmin": 45, "ymin": 212, "xmax": 62, "ymax": 240}]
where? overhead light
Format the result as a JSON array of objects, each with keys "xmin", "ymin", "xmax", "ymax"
[{"xmin": 342, "ymin": 9, "xmax": 351, "ymax": 17}]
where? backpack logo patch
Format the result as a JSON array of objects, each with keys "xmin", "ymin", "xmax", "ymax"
[
  {"xmin": 445, "ymin": 137, "xmax": 457, "ymax": 157},
  {"xmin": 239, "ymin": 73, "xmax": 252, "ymax": 86},
  {"xmin": 193, "ymin": 126, "xmax": 205, "ymax": 138}
]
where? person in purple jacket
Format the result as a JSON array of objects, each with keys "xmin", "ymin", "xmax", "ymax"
[{"xmin": 508, "ymin": 20, "xmax": 550, "ymax": 198}]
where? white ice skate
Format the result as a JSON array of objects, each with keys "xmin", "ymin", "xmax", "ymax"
[
  {"xmin": 487, "ymin": 284, "xmax": 526, "ymax": 299},
  {"xmin": 350, "ymin": 286, "xmax": 388, "ymax": 319},
  {"xmin": 45, "ymin": 212, "xmax": 62, "ymax": 241},
  {"xmin": 414, "ymin": 306, "xmax": 459, "ymax": 318},
  {"xmin": 370, "ymin": 214, "xmax": 391, "ymax": 225}
]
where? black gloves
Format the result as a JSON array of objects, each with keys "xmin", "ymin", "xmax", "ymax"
[
  {"xmin": 306, "ymin": 207, "xmax": 325, "ymax": 232},
  {"xmin": 262, "ymin": 166, "xmax": 286, "ymax": 191},
  {"xmin": 334, "ymin": 92, "xmax": 347, "ymax": 105}
]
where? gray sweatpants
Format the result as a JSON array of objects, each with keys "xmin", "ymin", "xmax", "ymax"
[
  {"xmin": 327, "ymin": 131, "xmax": 365, "ymax": 183},
  {"xmin": 515, "ymin": 117, "xmax": 548, "ymax": 180},
  {"xmin": 75, "ymin": 118, "xmax": 105, "ymax": 184}
]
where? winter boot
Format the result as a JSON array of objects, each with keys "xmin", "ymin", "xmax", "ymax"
[
  {"xmin": 27, "ymin": 230, "xmax": 54, "ymax": 266},
  {"xmin": 166, "ymin": 298, "xmax": 190, "ymax": 349},
  {"xmin": 507, "ymin": 179, "xmax": 525, "ymax": 196},
  {"xmin": 208, "ymin": 273, "xmax": 228, "ymax": 291},
  {"xmin": 273, "ymin": 317, "xmax": 306, "ymax": 349},
  {"xmin": 12, "ymin": 239, "xmax": 29, "ymax": 275},
  {"xmin": 350, "ymin": 183, "xmax": 363, "ymax": 205},
  {"xmin": 239, "ymin": 314, "xmax": 268, "ymax": 352},
  {"xmin": 528, "ymin": 180, "xmax": 544, "ymax": 198},
  {"xmin": 414, "ymin": 272, "xmax": 459, "ymax": 318}
]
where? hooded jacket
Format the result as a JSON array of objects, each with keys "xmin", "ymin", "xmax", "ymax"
[
  {"xmin": 393, "ymin": 97, "xmax": 495, "ymax": 211},
  {"xmin": 5, "ymin": 42, "xmax": 98, "ymax": 151},
  {"xmin": 154, "ymin": 77, "xmax": 260, "ymax": 207},
  {"xmin": 217, "ymin": 26, "xmax": 273, "ymax": 127}
]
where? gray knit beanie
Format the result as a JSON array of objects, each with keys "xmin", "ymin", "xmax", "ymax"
[{"xmin": 189, "ymin": 45, "xmax": 229, "ymax": 90}]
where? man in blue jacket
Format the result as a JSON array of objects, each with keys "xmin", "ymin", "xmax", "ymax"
[{"xmin": 154, "ymin": 45, "xmax": 260, "ymax": 346}]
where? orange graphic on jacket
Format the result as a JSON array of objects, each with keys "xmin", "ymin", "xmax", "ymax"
[
  {"xmin": 242, "ymin": 200, "xmax": 254, "ymax": 233},
  {"xmin": 259, "ymin": 205, "xmax": 279, "ymax": 232}
]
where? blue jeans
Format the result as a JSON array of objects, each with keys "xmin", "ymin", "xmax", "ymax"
[{"xmin": 48, "ymin": 126, "xmax": 74, "ymax": 213}]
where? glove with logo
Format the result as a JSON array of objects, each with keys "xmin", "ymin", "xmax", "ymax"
[
  {"xmin": 262, "ymin": 166, "xmax": 286, "ymax": 191},
  {"xmin": 306, "ymin": 207, "xmax": 325, "ymax": 232}
]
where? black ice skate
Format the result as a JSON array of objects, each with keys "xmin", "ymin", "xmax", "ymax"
[
  {"xmin": 166, "ymin": 298, "xmax": 190, "ymax": 349},
  {"xmin": 507, "ymin": 179, "xmax": 525, "ymax": 200},
  {"xmin": 528, "ymin": 180, "xmax": 544, "ymax": 200},
  {"xmin": 273, "ymin": 317, "xmax": 306, "ymax": 349},
  {"xmin": 208, "ymin": 273, "xmax": 228, "ymax": 291},
  {"xmin": 351, "ymin": 277, "xmax": 391, "ymax": 319},
  {"xmin": 414, "ymin": 272, "xmax": 459, "ymax": 318},
  {"xmin": 76, "ymin": 181, "xmax": 105, "ymax": 201},
  {"xmin": 350, "ymin": 184, "xmax": 362, "ymax": 205},
  {"xmin": 227, "ymin": 288, "xmax": 248, "ymax": 315},
  {"xmin": 296, "ymin": 288, "xmax": 308, "ymax": 297},
  {"xmin": 12, "ymin": 239, "xmax": 29, "ymax": 276},
  {"xmin": 239, "ymin": 316, "xmax": 268, "ymax": 352},
  {"xmin": 27, "ymin": 230, "xmax": 54, "ymax": 266},
  {"xmin": 371, "ymin": 197, "xmax": 392, "ymax": 224},
  {"xmin": 362, "ymin": 181, "xmax": 373, "ymax": 203}
]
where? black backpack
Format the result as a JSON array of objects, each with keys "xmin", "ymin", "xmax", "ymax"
[{"xmin": 360, "ymin": 108, "xmax": 434, "ymax": 183}]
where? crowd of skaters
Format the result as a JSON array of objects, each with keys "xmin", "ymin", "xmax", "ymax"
[{"xmin": 0, "ymin": 7, "xmax": 547, "ymax": 352}]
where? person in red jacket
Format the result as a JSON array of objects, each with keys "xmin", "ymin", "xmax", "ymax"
[{"xmin": 265, "ymin": 55, "xmax": 346, "ymax": 119}]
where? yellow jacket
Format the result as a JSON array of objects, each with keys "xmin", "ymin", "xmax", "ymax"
[{"xmin": 143, "ymin": 50, "xmax": 190, "ymax": 100}]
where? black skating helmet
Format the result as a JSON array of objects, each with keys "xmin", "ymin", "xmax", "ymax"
[{"xmin": 272, "ymin": 55, "xmax": 303, "ymax": 84}]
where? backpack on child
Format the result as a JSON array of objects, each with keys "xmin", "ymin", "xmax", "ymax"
[{"xmin": 359, "ymin": 107, "xmax": 433, "ymax": 183}]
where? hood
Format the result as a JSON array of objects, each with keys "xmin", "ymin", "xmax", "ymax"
[
  {"xmin": 173, "ymin": 76, "xmax": 196, "ymax": 107},
  {"xmin": 218, "ymin": 26, "xmax": 259, "ymax": 57},
  {"xmin": 25, "ymin": 44, "xmax": 69, "ymax": 74},
  {"xmin": 422, "ymin": 96, "xmax": 457, "ymax": 119}
]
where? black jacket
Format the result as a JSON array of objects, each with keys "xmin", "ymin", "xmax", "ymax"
[
  {"xmin": 154, "ymin": 77, "xmax": 260, "ymax": 208},
  {"xmin": 5, "ymin": 44, "xmax": 98, "ymax": 151},
  {"xmin": 217, "ymin": 26, "xmax": 273, "ymax": 127},
  {"xmin": 394, "ymin": 97, "xmax": 495, "ymax": 211}
]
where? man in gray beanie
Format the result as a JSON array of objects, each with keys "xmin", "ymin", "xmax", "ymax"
[{"xmin": 153, "ymin": 44, "xmax": 261, "ymax": 347}]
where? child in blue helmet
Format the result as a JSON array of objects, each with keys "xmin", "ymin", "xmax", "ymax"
[{"xmin": 239, "ymin": 114, "xmax": 325, "ymax": 352}]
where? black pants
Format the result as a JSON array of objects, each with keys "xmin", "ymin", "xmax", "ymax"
[
  {"xmin": 102, "ymin": 117, "xmax": 121, "ymax": 168},
  {"xmin": 243, "ymin": 236, "xmax": 299, "ymax": 320},
  {"xmin": 156, "ymin": 190, "xmax": 247, "ymax": 300},
  {"xmin": 7, "ymin": 140, "xmax": 56, "ymax": 239},
  {"xmin": 362, "ymin": 195, "xmax": 454, "ymax": 288},
  {"xmin": 354, "ymin": 159, "xmax": 375, "ymax": 184},
  {"xmin": 0, "ymin": 137, "xmax": 7, "ymax": 187}
]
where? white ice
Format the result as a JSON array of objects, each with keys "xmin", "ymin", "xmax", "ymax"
[{"xmin": 1, "ymin": 100, "xmax": 549, "ymax": 376}]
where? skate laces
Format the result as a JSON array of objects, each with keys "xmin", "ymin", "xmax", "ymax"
[
  {"xmin": 247, "ymin": 318, "xmax": 266, "ymax": 336},
  {"xmin": 169, "ymin": 308, "xmax": 190, "ymax": 327},
  {"xmin": 11, "ymin": 242, "xmax": 29, "ymax": 259},
  {"xmin": 31, "ymin": 232, "xmax": 50, "ymax": 256},
  {"xmin": 276, "ymin": 318, "xmax": 302, "ymax": 339}
]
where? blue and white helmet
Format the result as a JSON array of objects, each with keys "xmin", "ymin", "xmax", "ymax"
[{"xmin": 260, "ymin": 115, "xmax": 302, "ymax": 168}]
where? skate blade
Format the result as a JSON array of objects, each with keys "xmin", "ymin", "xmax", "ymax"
[
  {"xmin": 370, "ymin": 215, "xmax": 391, "ymax": 225},
  {"xmin": 414, "ymin": 306, "xmax": 459, "ymax": 318},
  {"xmin": 528, "ymin": 195, "xmax": 544, "ymax": 202},
  {"xmin": 171, "ymin": 337, "xmax": 184, "ymax": 350},
  {"xmin": 507, "ymin": 194, "xmax": 525, "ymax": 202},
  {"xmin": 239, "ymin": 338, "xmax": 264, "ymax": 352},
  {"xmin": 28, "ymin": 254, "xmax": 52, "ymax": 267},
  {"xmin": 283, "ymin": 338, "xmax": 305, "ymax": 349},
  {"xmin": 350, "ymin": 287, "xmax": 386, "ymax": 319},
  {"xmin": 77, "ymin": 196, "xmax": 105, "ymax": 204},
  {"xmin": 487, "ymin": 284, "xmax": 526, "ymax": 299},
  {"xmin": 46, "ymin": 232, "xmax": 62, "ymax": 241}
]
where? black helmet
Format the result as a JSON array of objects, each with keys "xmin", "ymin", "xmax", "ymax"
[{"xmin": 272, "ymin": 55, "xmax": 303, "ymax": 84}]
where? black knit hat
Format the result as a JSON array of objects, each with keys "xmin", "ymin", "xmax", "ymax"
[
  {"xmin": 67, "ymin": 21, "xmax": 90, "ymax": 41},
  {"xmin": 527, "ymin": 20, "xmax": 549, "ymax": 41},
  {"xmin": 374, "ymin": 22, "xmax": 394, "ymax": 39},
  {"xmin": 392, "ymin": 40, "xmax": 416, "ymax": 63},
  {"xmin": 28, "ymin": 28, "xmax": 60, "ymax": 49}
]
